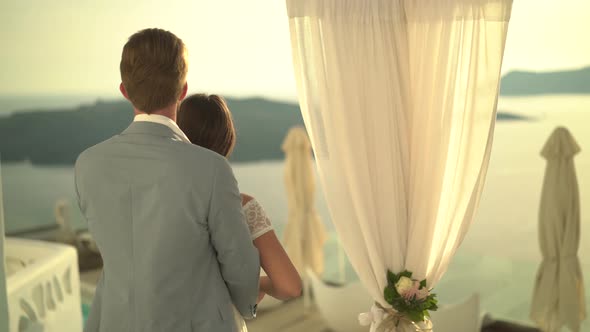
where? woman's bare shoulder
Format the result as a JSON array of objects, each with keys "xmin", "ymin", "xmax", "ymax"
[{"xmin": 240, "ymin": 193, "xmax": 255, "ymax": 206}]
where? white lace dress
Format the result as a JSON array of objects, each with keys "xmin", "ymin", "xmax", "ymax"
[{"xmin": 233, "ymin": 198, "xmax": 273, "ymax": 332}]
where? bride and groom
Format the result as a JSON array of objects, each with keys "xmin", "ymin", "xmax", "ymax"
[{"xmin": 75, "ymin": 28, "xmax": 302, "ymax": 332}]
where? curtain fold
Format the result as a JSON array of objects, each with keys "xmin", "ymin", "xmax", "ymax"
[{"xmin": 286, "ymin": 0, "xmax": 512, "ymax": 325}]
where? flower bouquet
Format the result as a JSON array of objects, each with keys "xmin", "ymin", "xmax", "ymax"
[
  {"xmin": 359, "ymin": 270, "xmax": 438, "ymax": 331},
  {"xmin": 384, "ymin": 270, "xmax": 438, "ymax": 324}
]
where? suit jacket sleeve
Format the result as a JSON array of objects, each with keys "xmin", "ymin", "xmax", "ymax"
[
  {"xmin": 208, "ymin": 157, "xmax": 260, "ymax": 319},
  {"xmin": 75, "ymin": 157, "xmax": 102, "ymax": 332},
  {"xmin": 83, "ymin": 271, "xmax": 104, "ymax": 332}
]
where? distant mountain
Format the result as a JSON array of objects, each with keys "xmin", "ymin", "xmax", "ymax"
[
  {"xmin": 495, "ymin": 112, "xmax": 531, "ymax": 121},
  {"xmin": 0, "ymin": 98, "xmax": 305, "ymax": 165},
  {"xmin": 500, "ymin": 66, "xmax": 590, "ymax": 95},
  {"xmin": 0, "ymin": 98, "xmax": 528, "ymax": 165}
]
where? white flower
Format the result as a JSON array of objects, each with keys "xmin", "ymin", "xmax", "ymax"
[{"xmin": 395, "ymin": 276, "xmax": 414, "ymax": 295}]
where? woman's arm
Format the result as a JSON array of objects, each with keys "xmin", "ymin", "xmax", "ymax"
[
  {"xmin": 240, "ymin": 193, "xmax": 302, "ymax": 301},
  {"xmin": 254, "ymin": 231, "xmax": 302, "ymax": 300}
]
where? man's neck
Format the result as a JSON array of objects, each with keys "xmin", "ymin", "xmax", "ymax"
[{"xmin": 134, "ymin": 105, "xmax": 177, "ymax": 122}]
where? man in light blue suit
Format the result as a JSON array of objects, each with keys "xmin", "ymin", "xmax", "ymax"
[{"xmin": 75, "ymin": 28, "xmax": 260, "ymax": 332}]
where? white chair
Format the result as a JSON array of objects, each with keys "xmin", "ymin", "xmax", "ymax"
[
  {"xmin": 6, "ymin": 237, "xmax": 82, "ymax": 332},
  {"xmin": 307, "ymin": 269, "xmax": 373, "ymax": 332},
  {"xmin": 429, "ymin": 293, "xmax": 481, "ymax": 332}
]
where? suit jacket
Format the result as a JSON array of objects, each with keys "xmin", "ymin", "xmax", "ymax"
[{"xmin": 75, "ymin": 121, "xmax": 260, "ymax": 332}]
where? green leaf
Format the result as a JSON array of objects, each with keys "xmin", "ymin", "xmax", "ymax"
[
  {"xmin": 419, "ymin": 279, "xmax": 427, "ymax": 289},
  {"xmin": 418, "ymin": 301, "xmax": 430, "ymax": 311},
  {"xmin": 406, "ymin": 310, "xmax": 424, "ymax": 322},
  {"xmin": 399, "ymin": 270, "xmax": 413, "ymax": 279},
  {"xmin": 384, "ymin": 286, "xmax": 395, "ymax": 304},
  {"xmin": 387, "ymin": 270, "xmax": 398, "ymax": 285}
]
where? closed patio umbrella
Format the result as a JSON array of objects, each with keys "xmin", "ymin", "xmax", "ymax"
[
  {"xmin": 531, "ymin": 127, "xmax": 586, "ymax": 332},
  {"xmin": 282, "ymin": 126, "xmax": 327, "ymax": 310}
]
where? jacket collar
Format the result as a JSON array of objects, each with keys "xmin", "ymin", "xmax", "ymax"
[{"xmin": 120, "ymin": 121, "xmax": 188, "ymax": 143}]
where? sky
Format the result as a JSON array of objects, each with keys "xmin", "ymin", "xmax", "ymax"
[{"xmin": 1, "ymin": 0, "xmax": 589, "ymax": 100}]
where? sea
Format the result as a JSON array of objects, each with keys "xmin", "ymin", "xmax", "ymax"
[{"xmin": 1, "ymin": 94, "xmax": 590, "ymax": 329}]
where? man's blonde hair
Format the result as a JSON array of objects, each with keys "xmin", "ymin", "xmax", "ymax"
[{"xmin": 120, "ymin": 28, "xmax": 188, "ymax": 113}]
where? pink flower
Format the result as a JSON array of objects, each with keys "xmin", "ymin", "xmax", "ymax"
[
  {"xmin": 416, "ymin": 287, "xmax": 430, "ymax": 301},
  {"xmin": 402, "ymin": 281, "xmax": 429, "ymax": 301}
]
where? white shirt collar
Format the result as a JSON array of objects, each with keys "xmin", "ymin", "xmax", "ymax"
[{"xmin": 133, "ymin": 114, "xmax": 191, "ymax": 143}]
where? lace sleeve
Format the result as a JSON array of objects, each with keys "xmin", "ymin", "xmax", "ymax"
[{"xmin": 242, "ymin": 199, "xmax": 273, "ymax": 240}]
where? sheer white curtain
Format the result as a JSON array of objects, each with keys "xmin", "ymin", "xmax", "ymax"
[{"xmin": 287, "ymin": 0, "xmax": 512, "ymax": 328}]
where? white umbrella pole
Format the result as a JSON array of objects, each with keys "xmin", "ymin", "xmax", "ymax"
[
  {"xmin": 338, "ymin": 237, "xmax": 346, "ymax": 283},
  {"xmin": 0, "ymin": 161, "xmax": 10, "ymax": 331},
  {"xmin": 302, "ymin": 218, "xmax": 311, "ymax": 314},
  {"xmin": 303, "ymin": 271, "xmax": 311, "ymax": 314}
]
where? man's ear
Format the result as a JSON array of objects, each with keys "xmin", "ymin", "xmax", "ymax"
[
  {"xmin": 179, "ymin": 82, "xmax": 188, "ymax": 100},
  {"xmin": 119, "ymin": 83, "xmax": 129, "ymax": 100}
]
